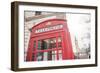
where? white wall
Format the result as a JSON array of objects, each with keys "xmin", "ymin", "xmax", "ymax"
[{"xmin": 0, "ymin": 0, "xmax": 99, "ymax": 73}]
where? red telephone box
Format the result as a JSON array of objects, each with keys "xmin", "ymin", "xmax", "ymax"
[{"xmin": 26, "ymin": 19, "xmax": 74, "ymax": 61}]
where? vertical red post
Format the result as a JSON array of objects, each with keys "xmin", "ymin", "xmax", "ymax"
[{"xmin": 34, "ymin": 39, "xmax": 37, "ymax": 61}]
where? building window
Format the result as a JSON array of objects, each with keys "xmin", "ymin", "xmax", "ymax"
[{"xmin": 35, "ymin": 11, "xmax": 41, "ymax": 15}]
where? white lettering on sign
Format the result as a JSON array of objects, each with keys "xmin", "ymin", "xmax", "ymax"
[{"xmin": 35, "ymin": 25, "xmax": 63, "ymax": 33}]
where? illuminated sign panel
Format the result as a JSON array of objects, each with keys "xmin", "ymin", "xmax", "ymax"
[{"xmin": 35, "ymin": 24, "xmax": 63, "ymax": 33}]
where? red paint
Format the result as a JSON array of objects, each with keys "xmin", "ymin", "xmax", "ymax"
[{"xmin": 26, "ymin": 19, "xmax": 74, "ymax": 61}]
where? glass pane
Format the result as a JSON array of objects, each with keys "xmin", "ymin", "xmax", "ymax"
[
  {"xmin": 38, "ymin": 40, "xmax": 42, "ymax": 50},
  {"xmin": 58, "ymin": 50, "xmax": 62, "ymax": 60},
  {"xmin": 41, "ymin": 39, "xmax": 49, "ymax": 50},
  {"xmin": 37, "ymin": 52, "xmax": 48, "ymax": 61},
  {"xmin": 43, "ymin": 52, "xmax": 48, "ymax": 61},
  {"xmin": 49, "ymin": 38, "xmax": 56, "ymax": 48},
  {"xmin": 37, "ymin": 37, "xmax": 58, "ymax": 50},
  {"xmin": 36, "ymin": 51, "xmax": 58, "ymax": 61},
  {"xmin": 37, "ymin": 39, "xmax": 51, "ymax": 50},
  {"xmin": 52, "ymin": 51, "xmax": 57, "ymax": 60},
  {"xmin": 32, "ymin": 53, "xmax": 35, "ymax": 61},
  {"xmin": 37, "ymin": 52, "xmax": 43, "ymax": 61},
  {"xmin": 58, "ymin": 37, "xmax": 62, "ymax": 48},
  {"xmin": 48, "ymin": 51, "xmax": 52, "ymax": 60},
  {"xmin": 34, "ymin": 41, "xmax": 36, "ymax": 48}
]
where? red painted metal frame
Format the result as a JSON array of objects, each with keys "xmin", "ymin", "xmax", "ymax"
[{"xmin": 26, "ymin": 19, "xmax": 74, "ymax": 61}]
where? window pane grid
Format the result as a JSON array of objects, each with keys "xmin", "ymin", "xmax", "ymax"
[{"xmin": 31, "ymin": 36, "xmax": 62, "ymax": 61}]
